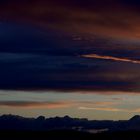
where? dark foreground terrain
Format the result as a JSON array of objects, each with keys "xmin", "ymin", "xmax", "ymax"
[
  {"xmin": 1, "ymin": 115, "xmax": 140, "ymax": 140},
  {"xmin": 1, "ymin": 130, "xmax": 140, "ymax": 140}
]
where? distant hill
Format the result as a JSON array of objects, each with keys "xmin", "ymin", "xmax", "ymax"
[{"xmin": 0, "ymin": 114, "xmax": 140, "ymax": 132}]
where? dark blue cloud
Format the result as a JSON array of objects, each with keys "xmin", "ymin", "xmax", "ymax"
[{"xmin": 0, "ymin": 23, "xmax": 140, "ymax": 92}]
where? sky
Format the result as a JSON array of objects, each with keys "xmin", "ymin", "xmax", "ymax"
[{"xmin": 0, "ymin": 0, "xmax": 140, "ymax": 120}]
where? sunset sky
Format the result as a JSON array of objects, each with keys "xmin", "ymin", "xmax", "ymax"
[{"xmin": 0, "ymin": 0, "xmax": 140, "ymax": 120}]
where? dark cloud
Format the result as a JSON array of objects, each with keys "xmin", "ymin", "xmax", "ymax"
[
  {"xmin": 0, "ymin": 23, "xmax": 140, "ymax": 92},
  {"xmin": 0, "ymin": 101, "xmax": 71, "ymax": 108},
  {"xmin": 122, "ymin": 0, "xmax": 140, "ymax": 5},
  {"xmin": 0, "ymin": 0, "xmax": 140, "ymax": 41},
  {"xmin": 0, "ymin": 1, "xmax": 140, "ymax": 92},
  {"xmin": 0, "ymin": 0, "xmax": 138, "ymax": 39}
]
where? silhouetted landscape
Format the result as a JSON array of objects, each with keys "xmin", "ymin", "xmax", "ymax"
[
  {"xmin": 1, "ymin": 114, "xmax": 140, "ymax": 139},
  {"xmin": 1, "ymin": 1, "xmax": 140, "ymax": 140}
]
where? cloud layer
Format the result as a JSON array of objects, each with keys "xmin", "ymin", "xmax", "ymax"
[
  {"xmin": 0, "ymin": 22, "xmax": 140, "ymax": 92},
  {"xmin": 0, "ymin": 1, "xmax": 140, "ymax": 93},
  {"xmin": 1, "ymin": 0, "xmax": 140, "ymax": 39},
  {"xmin": 0, "ymin": 101, "xmax": 71, "ymax": 109}
]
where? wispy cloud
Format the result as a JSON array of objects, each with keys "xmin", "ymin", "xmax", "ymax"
[
  {"xmin": 82, "ymin": 54, "xmax": 140, "ymax": 64},
  {"xmin": 0, "ymin": 101, "xmax": 72, "ymax": 109},
  {"xmin": 79, "ymin": 106, "xmax": 140, "ymax": 113},
  {"xmin": 83, "ymin": 101, "xmax": 118, "ymax": 106},
  {"xmin": 111, "ymin": 97, "xmax": 124, "ymax": 101},
  {"xmin": 0, "ymin": 100, "xmax": 119, "ymax": 109},
  {"xmin": 79, "ymin": 107, "xmax": 123, "ymax": 112}
]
